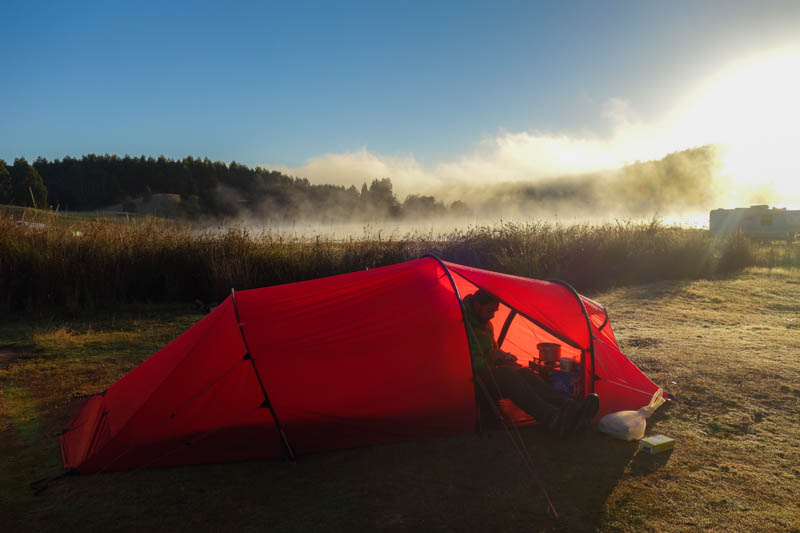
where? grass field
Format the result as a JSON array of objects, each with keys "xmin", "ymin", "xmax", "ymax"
[
  {"xmin": 1, "ymin": 268, "xmax": 798, "ymax": 532},
  {"xmin": 3, "ymin": 206, "xmax": 799, "ymax": 314}
]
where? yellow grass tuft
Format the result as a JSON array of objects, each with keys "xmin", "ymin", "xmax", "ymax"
[
  {"xmin": 32, "ymin": 327, "xmax": 141, "ymax": 353},
  {"xmin": 31, "ymin": 327, "xmax": 82, "ymax": 350},
  {"xmin": 0, "ymin": 383, "xmax": 39, "ymax": 439}
]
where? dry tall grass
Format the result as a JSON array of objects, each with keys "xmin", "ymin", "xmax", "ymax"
[{"xmin": 1, "ymin": 208, "xmax": 797, "ymax": 312}]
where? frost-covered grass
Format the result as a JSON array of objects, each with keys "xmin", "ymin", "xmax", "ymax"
[{"xmin": 1, "ymin": 269, "xmax": 799, "ymax": 531}]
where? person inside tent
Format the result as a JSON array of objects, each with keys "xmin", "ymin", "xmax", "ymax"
[{"xmin": 463, "ymin": 289, "xmax": 600, "ymax": 437}]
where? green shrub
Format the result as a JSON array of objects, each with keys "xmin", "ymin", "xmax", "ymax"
[{"xmin": 717, "ymin": 231, "xmax": 755, "ymax": 273}]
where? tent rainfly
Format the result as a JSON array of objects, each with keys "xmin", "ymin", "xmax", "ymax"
[{"xmin": 60, "ymin": 257, "xmax": 662, "ymax": 472}]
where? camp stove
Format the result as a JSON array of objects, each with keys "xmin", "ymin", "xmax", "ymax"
[
  {"xmin": 527, "ymin": 358, "xmax": 584, "ymax": 397},
  {"xmin": 528, "ymin": 342, "xmax": 562, "ymax": 383},
  {"xmin": 528, "ymin": 357, "xmax": 559, "ymax": 383}
]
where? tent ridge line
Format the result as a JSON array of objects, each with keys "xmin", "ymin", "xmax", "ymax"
[{"xmin": 230, "ymin": 288, "xmax": 296, "ymax": 461}]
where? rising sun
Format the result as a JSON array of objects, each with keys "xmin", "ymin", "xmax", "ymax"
[{"xmin": 682, "ymin": 47, "xmax": 800, "ymax": 206}]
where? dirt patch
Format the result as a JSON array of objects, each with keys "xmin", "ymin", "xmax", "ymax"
[
  {"xmin": 765, "ymin": 302, "xmax": 800, "ymax": 312},
  {"xmin": 625, "ymin": 337, "xmax": 661, "ymax": 348}
]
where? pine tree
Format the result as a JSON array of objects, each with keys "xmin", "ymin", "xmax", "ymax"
[
  {"xmin": 10, "ymin": 158, "xmax": 48, "ymax": 208},
  {"xmin": 0, "ymin": 159, "xmax": 11, "ymax": 203}
]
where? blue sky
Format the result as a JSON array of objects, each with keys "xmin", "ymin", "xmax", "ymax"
[{"xmin": 2, "ymin": 1, "xmax": 799, "ymax": 200}]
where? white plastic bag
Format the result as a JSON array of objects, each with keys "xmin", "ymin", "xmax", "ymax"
[{"xmin": 597, "ymin": 388, "xmax": 666, "ymax": 441}]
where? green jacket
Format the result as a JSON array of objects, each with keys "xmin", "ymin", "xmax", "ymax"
[{"xmin": 462, "ymin": 294, "xmax": 498, "ymax": 373}]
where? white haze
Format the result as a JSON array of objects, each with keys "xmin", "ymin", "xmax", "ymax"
[
  {"xmin": 267, "ymin": 97, "xmax": 670, "ymax": 200},
  {"xmin": 258, "ymin": 46, "xmax": 800, "ymax": 230}
]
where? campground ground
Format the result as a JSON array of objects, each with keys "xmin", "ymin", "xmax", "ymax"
[{"xmin": 1, "ymin": 268, "xmax": 799, "ymax": 532}]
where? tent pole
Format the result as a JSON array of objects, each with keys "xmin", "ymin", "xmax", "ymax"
[
  {"xmin": 420, "ymin": 254, "xmax": 481, "ymax": 430},
  {"xmin": 597, "ymin": 308, "xmax": 610, "ymax": 332},
  {"xmin": 496, "ymin": 310, "xmax": 518, "ymax": 349},
  {"xmin": 230, "ymin": 289, "xmax": 296, "ymax": 461},
  {"xmin": 547, "ymin": 279, "xmax": 597, "ymax": 395}
]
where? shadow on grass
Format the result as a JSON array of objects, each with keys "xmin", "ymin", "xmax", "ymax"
[
  {"xmin": 524, "ymin": 427, "xmax": 642, "ymax": 532},
  {"xmin": 1, "ymin": 358, "xmax": 664, "ymax": 533},
  {"xmin": 2, "ymin": 421, "xmax": 649, "ymax": 533},
  {"xmin": 627, "ymin": 448, "xmax": 673, "ymax": 476}
]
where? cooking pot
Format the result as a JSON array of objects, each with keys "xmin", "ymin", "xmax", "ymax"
[{"xmin": 537, "ymin": 342, "xmax": 561, "ymax": 363}]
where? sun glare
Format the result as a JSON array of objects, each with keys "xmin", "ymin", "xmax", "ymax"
[{"xmin": 678, "ymin": 48, "xmax": 800, "ymax": 206}]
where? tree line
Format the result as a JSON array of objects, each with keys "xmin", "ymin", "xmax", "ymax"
[
  {"xmin": 1, "ymin": 145, "xmax": 719, "ymax": 221},
  {"xmin": 0, "ymin": 155, "xmax": 469, "ymax": 220},
  {"xmin": 0, "ymin": 158, "xmax": 48, "ymax": 208}
]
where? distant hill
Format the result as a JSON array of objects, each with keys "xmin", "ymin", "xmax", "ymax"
[
  {"xmin": 1, "ymin": 146, "xmax": 721, "ymax": 221},
  {"xmin": 431, "ymin": 145, "xmax": 720, "ymax": 219}
]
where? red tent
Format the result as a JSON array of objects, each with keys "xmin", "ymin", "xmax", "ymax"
[{"xmin": 60, "ymin": 257, "xmax": 661, "ymax": 473}]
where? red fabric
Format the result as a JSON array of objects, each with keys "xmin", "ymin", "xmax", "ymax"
[
  {"xmin": 236, "ymin": 259, "xmax": 475, "ymax": 454},
  {"xmin": 446, "ymin": 262, "xmax": 590, "ymax": 349},
  {"xmin": 60, "ymin": 257, "xmax": 661, "ymax": 472},
  {"xmin": 61, "ymin": 300, "xmax": 282, "ymax": 472},
  {"xmin": 495, "ymin": 305, "xmax": 584, "ymax": 367},
  {"xmin": 591, "ymin": 337, "xmax": 661, "ymax": 420},
  {"xmin": 583, "ymin": 295, "xmax": 619, "ymax": 348}
]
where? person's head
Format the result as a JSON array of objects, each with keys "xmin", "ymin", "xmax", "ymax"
[{"xmin": 470, "ymin": 289, "xmax": 500, "ymax": 323}]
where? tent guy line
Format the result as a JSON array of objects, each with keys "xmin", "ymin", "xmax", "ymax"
[
  {"xmin": 463, "ymin": 299, "xmax": 560, "ymax": 519},
  {"xmin": 427, "ymin": 253, "xmax": 559, "ymax": 518}
]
